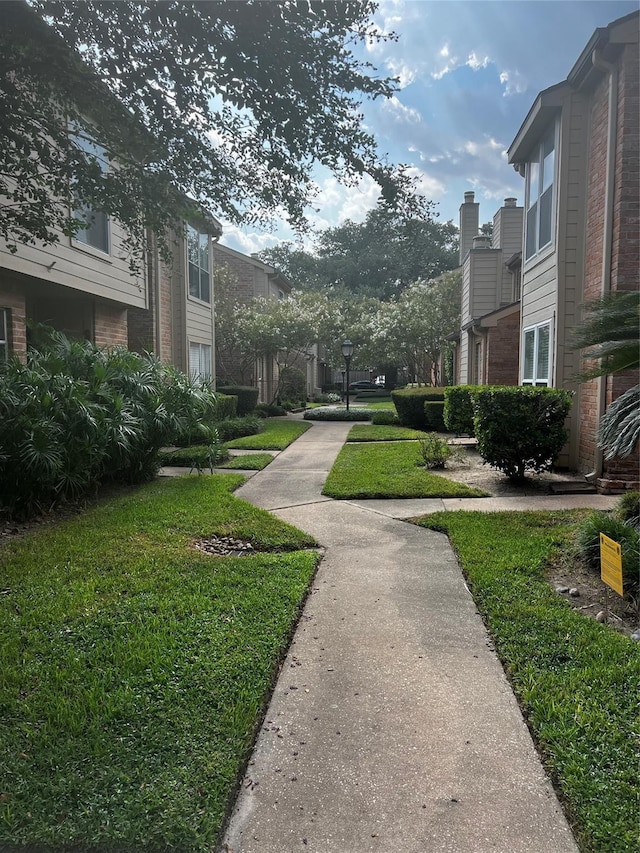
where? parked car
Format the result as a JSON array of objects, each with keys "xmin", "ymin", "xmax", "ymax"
[{"xmin": 348, "ymin": 380, "xmax": 378, "ymax": 391}]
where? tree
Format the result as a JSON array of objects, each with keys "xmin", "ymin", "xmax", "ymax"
[
  {"xmin": 574, "ymin": 289, "xmax": 640, "ymax": 459},
  {"xmin": 369, "ymin": 270, "xmax": 461, "ymax": 385},
  {"xmin": 259, "ymin": 209, "xmax": 458, "ymax": 300},
  {"xmin": 1, "ymin": 1, "xmax": 427, "ymax": 262}
]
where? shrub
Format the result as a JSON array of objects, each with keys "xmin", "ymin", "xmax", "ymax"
[
  {"xmin": 158, "ymin": 441, "xmax": 229, "ymax": 471},
  {"xmin": 0, "ymin": 332, "xmax": 218, "ymax": 516},
  {"xmin": 472, "ymin": 386, "xmax": 572, "ymax": 482},
  {"xmin": 213, "ymin": 392, "xmax": 237, "ymax": 421},
  {"xmin": 278, "ymin": 366, "xmax": 306, "ymax": 404},
  {"xmin": 371, "ymin": 410, "xmax": 400, "ymax": 426},
  {"xmin": 391, "ymin": 387, "xmax": 446, "ymax": 430},
  {"xmin": 216, "ymin": 416, "xmax": 263, "ymax": 442},
  {"xmin": 417, "ymin": 434, "xmax": 454, "ymax": 469},
  {"xmin": 444, "ymin": 386, "xmax": 478, "ymax": 435},
  {"xmin": 216, "ymin": 385, "xmax": 259, "ymax": 416},
  {"xmin": 615, "ymin": 490, "xmax": 640, "ymax": 526},
  {"xmin": 255, "ymin": 402, "xmax": 287, "ymax": 418},
  {"xmin": 575, "ymin": 511, "xmax": 640, "ymax": 594},
  {"xmin": 303, "ymin": 407, "xmax": 372, "ymax": 421},
  {"xmin": 424, "ymin": 400, "xmax": 446, "ymax": 432}
]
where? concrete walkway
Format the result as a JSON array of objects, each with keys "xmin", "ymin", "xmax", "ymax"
[{"xmin": 219, "ymin": 420, "xmax": 609, "ymax": 853}]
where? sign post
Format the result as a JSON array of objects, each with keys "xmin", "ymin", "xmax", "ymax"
[{"xmin": 599, "ymin": 533, "xmax": 624, "ymax": 624}]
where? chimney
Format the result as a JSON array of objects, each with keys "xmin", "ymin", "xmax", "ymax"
[
  {"xmin": 459, "ymin": 191, "xmax": 480, "ymax": 264},
  {"xmin": 504, "ymin": 197, "xmax": 517, "ymax": 207},
  {"xmin": 472, "ymin": 235, "xmax": 492, "ymax": 250}
]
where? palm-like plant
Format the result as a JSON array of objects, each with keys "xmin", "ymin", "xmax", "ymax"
[{"xmin": 574, "ymin": 290, "xmax": 639, "ymax": 459}]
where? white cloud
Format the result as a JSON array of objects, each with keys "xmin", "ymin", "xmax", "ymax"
[
  {"xmin": 382, "ymin": 96, "xmax": 423, "ymax": 124},
  {"xmin": 404, "ymin": 166, "xmax": 446, "ymax": 200},
  {"xmin": 499, "ymin": 69, "xmax": 527, "ymax": 96},
  {"xmin": 466, "ymin": 52, "xmax": 490, "ymax": 71},
  {"xmin": 385, "ymin": 58, "xmax": 418, "ymax": 88}
]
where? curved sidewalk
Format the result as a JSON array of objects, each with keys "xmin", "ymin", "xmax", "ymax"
[{"xmin": 220, "ymin": 420, "xmax": 587, "ymax": 853}]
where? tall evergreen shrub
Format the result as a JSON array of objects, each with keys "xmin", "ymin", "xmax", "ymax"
[
  {"xmin": 391, "ymin": 387, "xmax": 446, "ymax": 430},
  {"xmin": 472, "ymin": 386, "xmax": 572, "ymax": 482}
]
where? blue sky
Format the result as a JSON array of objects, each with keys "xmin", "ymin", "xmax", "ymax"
[{"xmin": 221, "ymin": 0, "xmax": 638, "ymax": 255}]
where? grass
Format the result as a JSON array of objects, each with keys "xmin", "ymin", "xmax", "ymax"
[
  {"xmin": 0, "ymin": 476, "xmax": 318, "ymax": 851},
  {"xmin": 218, "ymin": 453, "xmax": 274, "ymax": 471},
  {"xmin": 416, "ymin": 510, "xmax": 640, "ymax": 853},
  {"xmin": 347, "ymin": 424, "xmax": 428, "ymax": 442},
  {"xmin": 322, "ymin": 441, "xmax": 487, "ymax": 499},
  {"xmin": 158, "ymin": 444, "xmax": 228, "ymax": 469},
  {"xmin": 224, "ymin": 419, "xmax": 310, "ymax": 450},
  {"xmin": 353, "ymin": 397, "xmax": 394, "ymax": 407}
]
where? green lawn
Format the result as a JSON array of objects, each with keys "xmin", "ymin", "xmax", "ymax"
[
  {"xmin": 224, "ymin": 419, "xmax": 310, "ymax": 450},
  {"xmin": 347, "ymin": 424, "xmax": 428, "ymax": 442},
  {"xmin": 322, "ymin": 441, "xmax": 487, "ymax": 499},
  {"xmin": 0, "ymin": 476, "xmax": 318, "ymax": 851},
  {"xmin": 219, "ymin": 453, "xmax": 274, "ymax": 471},
  {"xmin": 416, "ymin": 510, "xmax": 640, "ymax": 853}
]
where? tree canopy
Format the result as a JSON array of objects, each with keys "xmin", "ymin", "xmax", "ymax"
[
  {"xmin": 258, "ymin": 208, "xmax": 459, "ymax": 300},
  {"xmin": 1, "ymin": 0, "xmax": 427, "ymax": 261}
]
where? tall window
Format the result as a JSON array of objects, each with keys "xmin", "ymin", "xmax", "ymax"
[
  {"xmin": 525, "ymin": 124, "xmax": 555, "ymax": 260},
  {"xmin": 522, "ymin": 322, "xmax": 551, "ymax": 386},
  {"xmin": 73, "ymin": 132, "xmax": 110, "ymax": 253},
  {"xmin": 189, "ymin": 341, "xmax": 212, "ymax": 381},
  {"xmin": 187, "ymin": 226, "xmax": 210, "ymax": 303},
  {"xmin": 0, "ymin": 309, "xmax": 8, "ymax": 361}
]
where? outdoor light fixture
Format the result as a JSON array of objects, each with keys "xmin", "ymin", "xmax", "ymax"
[{"xmin": 341, "ymin": 339, "xmax": 354, "ymax": 411}]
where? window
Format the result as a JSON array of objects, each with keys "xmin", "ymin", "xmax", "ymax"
[
  {"xmin": 189, "ymin": 341, "xmax": 212, "ymax": 381},
  {"xmin": 0, "ymin": 309, "xmax": 8, "ymax": 361},
  {"xmin": 525, "ymin": 124, "xmax": 555, "ymax": 260},
  {"xmin": 522, "ymin": 322, "xmax": 551, "ymax": 386},
  {"xmin": 73, "ymin": 131, "xmax": 110, "ymax": 254},
  {"xmin": 187, "ymin": 226, "xmax": 210, "ymax": 303}
]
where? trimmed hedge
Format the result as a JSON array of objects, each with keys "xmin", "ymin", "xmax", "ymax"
[
  {"xmin": 391, "ymin": 387, "xmax": 446, "ymax": 430},
  {"xmin": 444, "ymin": 386, "xmax": 478, "ymax": 435},
  {"xmin": 424, "ymin": 400, "xmax": 446, "ymax": 432},
  {"xmin": 303, "ymin": 407, "xmax": 372, "ymax": 421},
  {"xmin": 371, "ymin": 410, "xmax": 400, "ymax": 426},
  {"xmin": 216, "ymin": 416, "xmax": 263, "ymax": 441},
  {"xmin": 473, "ymin": 386, "xmax": 572, "ymax": 482},
  {"xmin": 217, "ymin": 385, "xmax": 259, "ymax": 416},
  {"xmin": 213, "ymin": 393, "xmax": 237, "ymax": 421}
]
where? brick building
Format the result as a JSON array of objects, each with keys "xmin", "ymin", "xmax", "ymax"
[{"xmin": 507, "ymin": 9, "xmax": 639, "ymax": 488}]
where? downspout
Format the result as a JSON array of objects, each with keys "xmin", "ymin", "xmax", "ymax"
[
  {"xmin": 210, "ymin": 234, "xmax": 220, "ymax": 387},
  {"xmin": 154, "ymin": 233, "xmax": 162, "ymax": 360},
  {"xmin": 585, "ymin": 48, "xmax": 617, "ymax": 482}
]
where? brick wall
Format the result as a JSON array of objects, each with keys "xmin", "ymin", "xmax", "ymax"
[
  {"xmin": 212, "ymin": 248, "xmax": 256, "ymax": 303},
  {"xmin": 94, "ymin": 301, "xmax": 128, "ymax": 348},
  {"xmin": 578, "ymin": 42, "xmax": 640, "ymax": 485},
  {"xmin": 0, "ymin": 279, "xmax": 27, "ymax": 360},
  {"xmin": 485, "ymin": 312, "xmax": 520, "ymax": 385}
]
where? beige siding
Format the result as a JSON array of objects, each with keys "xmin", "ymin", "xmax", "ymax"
[
  {"xmin": 0, "ymin": 219, "xmax": 146, "ymax": 309},
  {"xmin": 469, "ymin": 251, "xmax": 501, "ymax": 317},
  {"xmin": 186, "ymin": 296, "xmax": 214, "ymax": 346},
  {"xmin": 521, "ymin": 252, "xmax": 557, "ymax": 329}
]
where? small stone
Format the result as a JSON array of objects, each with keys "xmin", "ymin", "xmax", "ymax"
[
  {"xmin": 569, "ymin": 587, "xmax": 580, "ymax": 597},
  {"xmin": 555, "ymin": 585, "xmax": 570, "ymax": 594},
  {"xmin": 595, "ymin": 610, "xmax": 606, "ymax": 622},
  {"xmin": 632, "ymin": 629, "xmax": 640, "ymax": 642}
]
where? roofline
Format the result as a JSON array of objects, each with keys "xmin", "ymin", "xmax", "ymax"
[
  {"xmin": 508, "ymin": 10, "xmax": 639, "ymax": 166},
  {"xmin": 213, "ymin": 243, "xmax": 292, "ymax": 291}
]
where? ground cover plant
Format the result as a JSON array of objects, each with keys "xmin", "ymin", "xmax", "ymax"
[
  {"xmin": 322, "ymin": 441, "xmax": 487, "ymax": 499},
  {"xmin": 224, "ymin": 419, "xmax": 310, "ymax": 450},
  {"xmin": 0, "ymin": 475, "xmax": 318, "ymax": 851},
  {"xmin": 158, "ymin": 442, "xmax": 229, "ymax": 470},
  {"xmin": 416, "ymin": 510, "xmax": 640, "ymax": 853},
  {"xmin": 303, "ymin": 406, "xmax": 372, "ymax": 421},
  {"xmin": 347, "ymin": 424, "xmax": 428, "ymax": 442}
]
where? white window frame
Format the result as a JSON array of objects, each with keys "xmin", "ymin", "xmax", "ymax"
[
  {"xmin": 187, "ymin": 225, "xmax": 211, "ymax": 304},
  {"xmin": 522, "ymin": 321, "xmax": 552, "ymax": 387},
  {"xmin": 189, "ymin": 341, "xmax": 212, "ymax": 382},
  {"xmin": 0, "ymin": 308, "xmax": 8, "ymax": 361},
  {"xmin": 71, "ymin": 130, "xmax": 111, "ymax": 256},
  {"xmin": 524, "ymin": 123, "xmax": 556, "ymax": 262}
]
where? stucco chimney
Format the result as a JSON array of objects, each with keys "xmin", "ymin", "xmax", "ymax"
[{"xmin": 459, "ymin": 191, "xmax": 480, "ymax": 264}]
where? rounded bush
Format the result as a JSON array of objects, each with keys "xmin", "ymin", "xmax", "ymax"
[{"xmin": 371, "ymin": 410, "xmax": 399, "ymax": 426}]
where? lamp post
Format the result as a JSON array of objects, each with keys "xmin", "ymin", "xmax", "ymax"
[
  {"xmin": 341, "ymin": 339, "xmax": 354, "ymax": 412},
  {"xmin": 341, "ymin": 369, "xmax": 346, "ymax": 401}
]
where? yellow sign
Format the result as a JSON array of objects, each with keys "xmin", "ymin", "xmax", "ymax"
[{"xmin": 600, "ymin": 533, "xmax": 624, "ymax": 597}]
